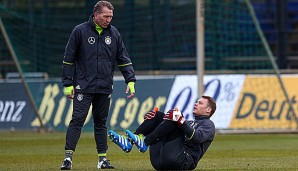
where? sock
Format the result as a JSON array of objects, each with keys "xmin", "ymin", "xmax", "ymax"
[
  {"xmin": 64, "ymin": 150, "xmax": 73, "ymax": 160},
  {"xmin": 98, "ymin": 153, "xmax": 107, "ymax": 161}
]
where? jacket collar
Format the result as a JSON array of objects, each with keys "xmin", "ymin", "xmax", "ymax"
[{"xmin": 194, "ymin": 115, "xmax": 210, "ymax": 120}]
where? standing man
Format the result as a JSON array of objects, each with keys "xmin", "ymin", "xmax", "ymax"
[
  {"xmin": 108, "ymin": 95, "xmax": 216, "ymax": 170},
  {"xmin": 61, "ymin": 1, "xmax": 136, "ymax": 170}
]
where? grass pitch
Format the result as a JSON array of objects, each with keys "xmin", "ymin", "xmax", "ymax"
[{"xmin": 0, "ymin": 131, "xmax": 298, "ymax": 170}]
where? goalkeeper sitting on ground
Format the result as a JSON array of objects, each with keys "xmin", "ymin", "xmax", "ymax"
[{"xmin": 108, "ymin": 95, "xmax": 216, "ymax": 170}]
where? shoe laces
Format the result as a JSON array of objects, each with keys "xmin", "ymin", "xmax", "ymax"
[
  {"xmin": 99, "ymin": 158, "xmax": 111, "ymax": 167},
  {"xmin": 135, "ymin": 134, "xmax": 145, "ymax": 146},
  {"xmin": 63, "ymin": 158, "xmax": 72, "ymax": 163}
]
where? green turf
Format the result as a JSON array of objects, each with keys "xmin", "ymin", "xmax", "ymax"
[{"xmin": 0, "ymin": 131, "xmax": 297, "ymax": 170}]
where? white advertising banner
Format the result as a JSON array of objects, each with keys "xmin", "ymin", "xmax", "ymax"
[{"xmin": 165, "ymin": 75, "xmax": 245, "ymax": 129}]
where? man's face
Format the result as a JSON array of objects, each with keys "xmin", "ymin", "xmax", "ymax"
[
  {"xmin": 193, "ymin": 98, "xmax": 211, "ymax": 116},
  {"xmin": 94, "ymin": 6, "xmax": 113, "ymax": 28}
]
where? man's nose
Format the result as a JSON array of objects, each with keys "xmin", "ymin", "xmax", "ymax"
[{"xmin": 107, "ymin": 17, "xmax": 112, "ymax": 22}]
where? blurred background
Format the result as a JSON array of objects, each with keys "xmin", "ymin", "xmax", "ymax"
[
  {"xmin": 1, "ymin": 0, "xmax": 297, "ymax": 78},
  {"xmin": 0, "ymin": 0, "xmax": 297, "ymax": 132},
  {"xmin": 1, "ymin": 1, "xmax": 298, "ymax": 170}
]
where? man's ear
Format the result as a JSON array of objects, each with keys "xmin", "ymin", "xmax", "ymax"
[{"xmin": 206, "ymin": 107, "xmax": 212, "ymax": 114}]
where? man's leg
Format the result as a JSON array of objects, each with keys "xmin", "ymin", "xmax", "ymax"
[
  {"xmin": 147, "ymin": 121, "xmax": 193, "ymax": 170},
  {"xmin": 148, "ymin": 140, "xmax": 164, "ymax": 170},
  {"xmin": 159, "ymin": 129, "xmax": 185, "ymax": 169},
  {"xmin": 159, "ymin": 129, "xmax": 194, "ymax": 170},
  {"xmin": 125, "ymin": 111, "xmax": 166, "ymax": 152},
  {"xmin": 144, "ymin": 119, "xmax": 178, "ymax": 146},
  {"xmin": 126, "ymin": 116, "xmax": 181, "ymax": 155},
  {"xmin": 61, "ymin": 93, "xmax": 92, "ymax": 170},
  {"xmin": 92, "ymin": 94, "xmax": 114, "ymax": 169},
  {"xmin": 108, "ymin": 110, "xmax": 165, "ymax": 153},
  {"xmin": 136, "ymin": 119, "xmax": 192, "ymax": 169},
  {"xmin": 134, "ymin": 111, "xmax": 165, "ymax": 136}
]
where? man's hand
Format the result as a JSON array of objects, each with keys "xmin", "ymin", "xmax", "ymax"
[
  {"xmin": 126, "ymin": 82, "xmax": 135, "ymax": 99},
  {"xmin": 64, "ymin": 86, "xmax": 74, "ymax": 99},
  {"xmin": 163, "ymin": 107, "xmax": 186, "ymax": 125},
  {"xmin": 144, "ymin": 107, "xmax": 159, "ymax": 120}
]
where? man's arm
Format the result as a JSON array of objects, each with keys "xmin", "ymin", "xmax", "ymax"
[
  {"xmin": 62, "ymin": 27, "xmax": 79, "ymax": 86},
  {"xmin": 62, "ymin": 27, "xmax": 80, "ymax": 98},
  {"xmin": 180, "ymin": 120, "xmax": 215, "ymax": 143},
  {"xmin": 115, "ymin": 30, "xmax": 136, "ymax": 99}
]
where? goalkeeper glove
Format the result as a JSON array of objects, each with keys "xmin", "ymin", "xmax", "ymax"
[
  {"xmin": 64, "ymin": 86, "xmax": 74, "ymax": 99},
  {"xmin": 126, "ymin": 82, "xmax": 135, "ymax": 99},
  {"xmin": 144, "ymin": 107, "xmax": 159, "ymax": 120},
  {"xmin": 163, "ymin": 107, "xmax": 186, "ymax": 125}
]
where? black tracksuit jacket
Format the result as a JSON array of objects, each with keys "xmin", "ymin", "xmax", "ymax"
[
  {"xmin": 147, "ymin": 114, "xmax": 215, "ymax": 170},
  {"xmin": 62, "ymin": 14, "xmax": 136, "ymax": 94},
  {"xmin": 181, "ymin": 115, "xmax": 215, "ymax": 169}
]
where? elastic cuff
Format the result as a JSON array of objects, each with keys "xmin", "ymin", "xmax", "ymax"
[{"xmin": 98, "ymin": 153, "xmax": 107, "ymax": 157}]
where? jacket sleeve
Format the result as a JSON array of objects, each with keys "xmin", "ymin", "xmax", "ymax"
[
  {"xmin": 62, "ymin": 27, "xmax": 80, "ymax": 87},
  {"xmin": 115, "ymin": 31, "xmax": 136, "ymax": 84},
  {"xmin": 180, "ymin": 120, "xmax": 215, "ymax": 143}
]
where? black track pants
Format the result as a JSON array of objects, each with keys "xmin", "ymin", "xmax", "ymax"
[{"xmin": 65, "ymin": 93, "xmax": 110, "ymax": 154}]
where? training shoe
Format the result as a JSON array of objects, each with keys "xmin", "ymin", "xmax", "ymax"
[
  {"xmin": 108, "ymin": 130, "xmax": 132, "ymax": 153},
  {"xmin": 97, "ymin": 158, "xmax": 115, "ymax": 169},
  {"xmin": 126, "ymin": 130, "xmax": 148, "ymax": 153},
  {"xmin": 61, "ymin": 158, "xmax": 72, "ymax": 170}
]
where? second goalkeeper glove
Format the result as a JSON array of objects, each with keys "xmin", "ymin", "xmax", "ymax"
[
  {"xmin": 144, "ymin": 107, "xmax": 159, "ymax": 120},
  {"xmin": 163, "ymin": 107, "xmax": 186, "ymax": 125}
]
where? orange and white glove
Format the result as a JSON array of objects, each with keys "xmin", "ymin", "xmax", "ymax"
[
  {"xmin": 144, "ymin": 107, "xmax": 159, "ymax": 120},
  {"xmin": 163, "ymin": 107, "xmax": 186, "ymax": 125}
]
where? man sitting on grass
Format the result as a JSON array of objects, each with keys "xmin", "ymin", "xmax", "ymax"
[{"xmin": 108, "ymin": 95, "xmax": 216, "ymax": 170}]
